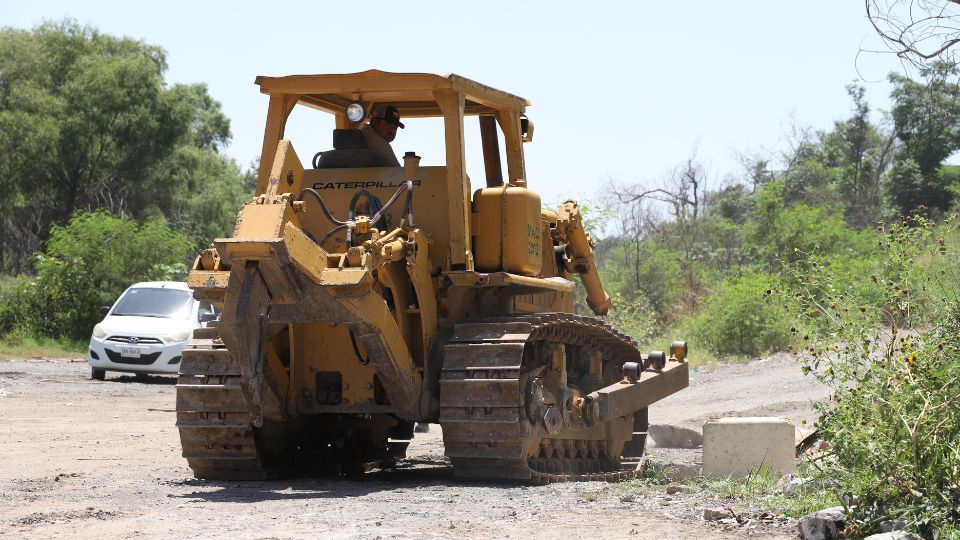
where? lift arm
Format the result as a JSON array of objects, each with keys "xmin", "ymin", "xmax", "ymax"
[{"xmin": 556, "ymin": 200, "xmax": 612, "ymax": 315}]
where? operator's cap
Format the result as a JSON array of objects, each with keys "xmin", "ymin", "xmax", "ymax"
[{"xmin": 370, "ymin": 104, "xmax": 404, "ymax": 129}]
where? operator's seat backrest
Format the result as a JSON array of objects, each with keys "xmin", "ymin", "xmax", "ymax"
[{"xmin": 314, "ymin": 129, "xmax": 391, "ymax": 169}]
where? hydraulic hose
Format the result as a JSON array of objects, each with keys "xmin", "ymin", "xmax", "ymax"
[
  {"xmin": 319, "ymin": 223, "xmax": 349, "ymax": 246},
  {"xmin": 348, "ymin": 190, "xmax": 387, "ymax": 243},
  {"xmin": 298, "ymin": 188, "xmax": 348, "ymax": 226},
  {"xmin": 298, "ymin": 182, "xmax": 415, "ymax": 247},
  {"xmin": 371, "ymin": 181, "xmax": 414, "ymax": 227}
]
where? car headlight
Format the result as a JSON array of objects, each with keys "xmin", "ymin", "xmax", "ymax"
[
  {"xmin": 92, "ymin": 324, "xmax": 108, "ymax": 339},
  {"xmin": 163, "ymin": 329, "xmax": 192, "ymax": 343}
]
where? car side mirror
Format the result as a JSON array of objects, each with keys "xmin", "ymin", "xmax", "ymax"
[
  {"xmin": 99, "ymin": 306, "xmax": 110, "ymax": 316},
  {"xmin": 199, "ymin": 311, "xmax": 218, "ymax": 323}
]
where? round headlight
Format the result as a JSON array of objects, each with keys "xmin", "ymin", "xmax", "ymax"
[
  {"xmin": 92, "ymin": 324, "xmax": 107, "ymax": 339},
  {"xmin": 164, "ymin": 329, "xmax": 192, "ymax": 343},
  {"xmin": 345, "ymin": 102, "xmax": 366, "ymax": 123}
]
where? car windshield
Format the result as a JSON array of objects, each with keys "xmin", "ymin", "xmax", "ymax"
[{"xmin": 111, "ymin": 288, "xmax": 193, "ymax": 319}]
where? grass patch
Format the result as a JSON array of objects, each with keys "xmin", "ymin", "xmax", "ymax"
[
  {"xmin": 762, "ymin": 487, "xmax": 838, "ymax": 518},
  {"xmin": 695, "ymin": 468, "xmax": 836, "ymax": 517},
  {"xmin": 682, "ymin": 349, "xmax": 753, "ymax": 371},
  {"xmin": 641, "ymin": 336, "xmax": 754, "ymax": 371},
  {"xmin": 576, "ymin": 489, "xmax": 600, "ymax": 503},
  {"xmin": 698, "ymin": 469, "xmax": 783, "ymax": 501},
  {"xmin": 614, "ymin": 462, "xmax": 838, "ymax": 518},
  {"xmin": 0, "ymin": 333, "xmax": 86, "ymax": 360},
  {"xmin": 642, "ymin": 314, "xmax": 766, "ymax": 371}
]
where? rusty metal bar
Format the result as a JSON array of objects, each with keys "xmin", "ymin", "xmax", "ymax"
[
  {"xmin": 587, "ymin": 360, "xmax": 689, "ymax": 422},
  {"xmin": 479, "ymin": 115, "xmax": 503, "ymax": 187}
]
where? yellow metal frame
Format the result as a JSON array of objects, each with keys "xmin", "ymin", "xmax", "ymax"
[
  {"xmin": 254, "ymin": 69, "xmax": 533, "ymax": 270},
  {"xmin": 187, "ymin": 69, "xmax": 618, "ymax": 425}
]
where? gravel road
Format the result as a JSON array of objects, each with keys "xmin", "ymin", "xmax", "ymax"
[{"xmin": 0, "ymin": 354, "xmax": 828, "ymax": 539}]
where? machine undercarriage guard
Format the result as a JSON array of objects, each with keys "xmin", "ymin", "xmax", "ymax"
[{"xmin": 176, "ymin": 70, "xmax": 689, "ymax": 482}]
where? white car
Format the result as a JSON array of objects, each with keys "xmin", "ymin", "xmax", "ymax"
[{"xmin": 87, "ymin": 281, "xmax": 218, "ymax": 380}]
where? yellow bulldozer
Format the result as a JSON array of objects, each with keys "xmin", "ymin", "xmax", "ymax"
[{"xmin": 176, "ymin": 70, "xmax": 689, "ymax": 482}]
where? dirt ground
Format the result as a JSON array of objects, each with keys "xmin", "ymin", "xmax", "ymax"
[{"xmin": 0, "ymin": 353, "xmax": 828, "ymax": 539}]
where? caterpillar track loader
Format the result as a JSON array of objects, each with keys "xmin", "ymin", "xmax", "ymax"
[{"xmin": 177, "ymin": 70, "xmax": 689, "ymax": 482}]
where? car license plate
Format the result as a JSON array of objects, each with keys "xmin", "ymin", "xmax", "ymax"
[{"xmin": 119, "ymin": 347, "xmax": 141, "ymax": 358}]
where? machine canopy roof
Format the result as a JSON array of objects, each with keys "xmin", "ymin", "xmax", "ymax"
[{"xmin": 254, "ymin": 69, "xmax": 530, "ymax": 119}]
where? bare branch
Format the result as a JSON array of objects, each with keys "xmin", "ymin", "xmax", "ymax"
[{"xmin": 866, "ymin": 0, "xmax": 960, "ymax": 72}]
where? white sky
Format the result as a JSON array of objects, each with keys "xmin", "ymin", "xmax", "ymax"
[{"xmin": 6, "ymin": 1, "xmax": 909, "ymax": 206}]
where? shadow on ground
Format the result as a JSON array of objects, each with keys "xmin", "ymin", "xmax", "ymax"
[
  {"xmin": 105, "ymin": 373, "xmax": 176, "ymax": 385},
  {"xmin": 169, "ymin": 461, "xmax": 527, "ymax": 503}
]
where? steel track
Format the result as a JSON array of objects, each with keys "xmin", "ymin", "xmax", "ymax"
[
  {"xmin": 177, "ymin": 314, "xmax": 651, "ymax": 482},
  {"xmin": 175, "ymin": 323, "xmax": 269, "ymax": 480},
  {"xmin": 439, "ymin": 313, "xmax": 648, "ymax": 483}
]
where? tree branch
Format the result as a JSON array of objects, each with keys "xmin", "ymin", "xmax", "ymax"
[{"xmin": 867, "ymin": 0, "xmax": 960, "ymax": 70}]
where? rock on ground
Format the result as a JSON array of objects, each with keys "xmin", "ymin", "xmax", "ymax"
[
  {"xmin": 798, "ymin": 506, "xmax": 847, "ymax": 540},
  {"xmin": 648, "ymin": 424, "xmax": 703, "ymax": 448},
  {"xmin": 864, "ymin": 533, "xmax": 923, "ymax": 540}
]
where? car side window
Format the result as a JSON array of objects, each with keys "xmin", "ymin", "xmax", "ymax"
[{"xmin": 197, "ymin": 301, "xmax": 220, "ymax": 323}]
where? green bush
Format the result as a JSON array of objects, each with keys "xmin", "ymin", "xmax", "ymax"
[
  {"xmin": 0, "ymin": 275, "xmax": 28, "ymax": 335},
  {"xmin": 690, "ymin": 272, "xmax": 794, "ymax": 357},
  {"xmin": 10, "ymin": 210, "xmax": 194, "ymax": 341},
  {"xmin": 787, "ymin": 214, "xmax": 960, "ymax": 538},
  {"xmin": 600, "ymin": 241, "xmax": 685, "ymax": 317},
  {"xmin": 607, "ymin": 292, "xmax": 658, "ymax": 345},
  {"xmin": 745, "ymin": 180, "xmax": 860, "ymax": 269}
]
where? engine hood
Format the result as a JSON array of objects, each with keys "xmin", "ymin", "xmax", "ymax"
[{"xmin": 99, "ymin": 315, "xmax": 195, "ymax": 337}]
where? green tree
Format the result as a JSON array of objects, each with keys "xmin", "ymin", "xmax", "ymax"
[
  {"xmin": 706, "ymin": 184, "xmax": 753, "ymax": 225},
  {"xmin": 161, "ymin": 145, "xmax": 250, "ymax": 249},
  {"xmin": 780, "ymin": 85, "xmax": 895, "ymax": 228},
  {"xmin": 0, "ymin": 20, "xmax": 243, "ymax": 272},
  {"xmin": 8, "ymin": 211, "xmax": 193, "ymax": 341},
  {"xmin": 888, "ymin": 69, "xmax": 960, "ymax": 214},
  {"xmin": 886, "ymin": 158, "xmax": 936, "ymax": 215},
  {"xmin": 822, "ymin": 85, "xmax": 896, "ymax": 228},
  {"xmin": 744, "ymin": 180, "xmax": 854, "ymax": 268},
  {"xmin": 691, "ymin": 272, "xmax": 792, "ymax": 357}
]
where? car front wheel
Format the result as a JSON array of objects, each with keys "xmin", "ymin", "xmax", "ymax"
[{"xmin": 91, "ymin": 367, "xmax": 106, "ymax": 381}]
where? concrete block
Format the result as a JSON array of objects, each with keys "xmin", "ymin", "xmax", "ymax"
[{"xmin": 702, "ymin": 417, "xmax": 796, "ymax": 478}]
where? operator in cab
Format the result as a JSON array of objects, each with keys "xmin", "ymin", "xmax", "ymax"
[{"xmin": 361, "ymin": 104, "xmax": 404, "ymax": 167}]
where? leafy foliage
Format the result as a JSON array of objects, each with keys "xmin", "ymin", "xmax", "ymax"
[
  {"xmin": 2, "ymin": 211, "xmax": 193, "ymax": 341},
  {"xmin": 150, "ymin": 144, "xmax": 248, "ymax": 249},
  {"xmin": 779, "ymin": 84, "xmax": 894, "ymax": 227},
  {"xmin": 601, "ymin": 240, "xmax": 685, "ymax": 318},
  {"xmin": 786, "ymin": 215, "xmax": 960, "ymax": 538},
  {"xmin": 690, "ymin": 273, "xmax": 793, "ymax": 356},
  {"xmin": 606, "ymin": 292, "xmax": 658, "ymax": 344},
  {"xmin": 887, "ymin": 70, "xmax": 960, "ymax": 215},
  {"xmin": 0, "ymin": 20, "xmax": 248, "ymax": 273},
  {"xmin": 890, "ymin": 70, "xmax": 960, "ymax": 177},
  {"xmin": 744, "ymin": 181, "xmax": 855, "ymax": 267},
  {"xmin": 706, "ymin": 184, "xmax": 753, "ymax": 225}
]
